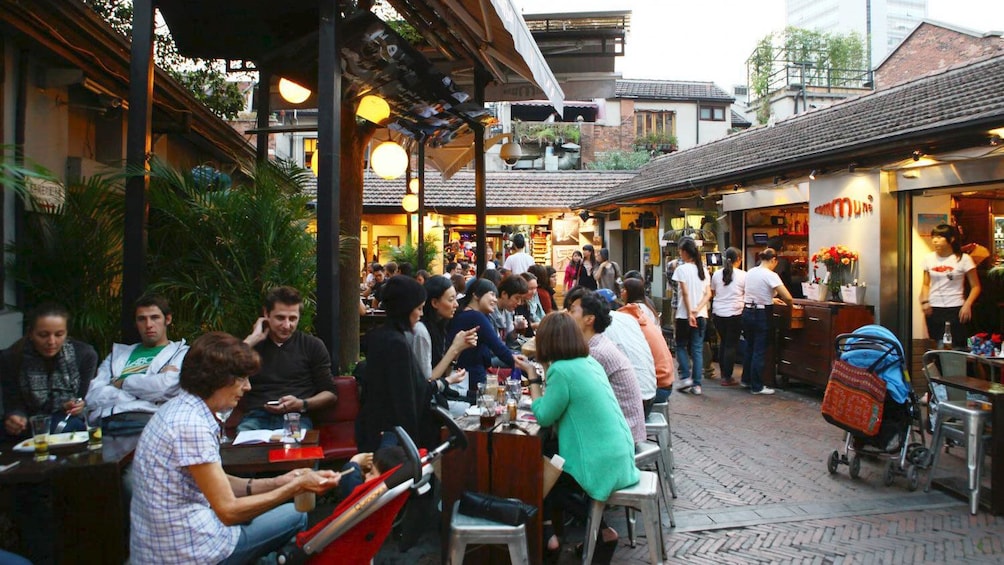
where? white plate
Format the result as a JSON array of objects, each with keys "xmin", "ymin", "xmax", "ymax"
[{"xmin": 14, "ymin": 432, "xmax": 88, "ymax": 453}]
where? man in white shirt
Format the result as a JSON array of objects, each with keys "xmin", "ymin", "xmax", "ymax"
[{"xmin": 502, "ymin": 233, "xmax": 536, "ymax": 275}]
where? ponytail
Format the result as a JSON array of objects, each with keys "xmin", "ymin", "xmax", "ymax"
[{"xmin": 722, "ymin": 247, "xmax": 740, "ymax": 285}]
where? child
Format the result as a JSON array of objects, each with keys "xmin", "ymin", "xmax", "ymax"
[{"xmin": 337, "ymin": 445, "xmax": 407, "ymax": 499}]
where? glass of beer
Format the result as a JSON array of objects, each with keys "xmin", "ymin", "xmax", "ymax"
[
  {"xmin": 30, "ymin": 415, "xmax": 51, "ymax": 461},
  {"xmin": 87, "ymin": 424, "xmax": 102, "ymax": 451}
]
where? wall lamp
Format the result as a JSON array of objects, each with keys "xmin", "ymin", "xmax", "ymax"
[
  {"xmin": 991, "ymin": 135, "xmax": 1001, "ymax": 146},
  {"xmin": 912, "ymin": 150, "xmax": 923, "ymax": 161},
  {"xmin": 848, "ymin": 162, "xmax": 858, "ymax": 173}
]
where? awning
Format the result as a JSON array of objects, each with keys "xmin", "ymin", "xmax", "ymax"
[
  {"xmin": 413, "ymin": 0, "xmax": 565, "ymax": 112},
  {"xmin": 426, "ymin": 131, "xmax": 508, "ymax": 180}
]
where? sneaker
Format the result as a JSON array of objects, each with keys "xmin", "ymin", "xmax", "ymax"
[
  {"xmin": 692, "ymin": 385, "xmax": 703, "ymax": 395},
  {"xmin": 720, "ymin": 379, "xmax": 739, "ymax": 387},
  {"xmin": 752, "ymin": 387, "xmax": 776, "ymax": 395},
  {"xmin": 676, "ymin": 378, "xmax": 694, "ymax": 391}
]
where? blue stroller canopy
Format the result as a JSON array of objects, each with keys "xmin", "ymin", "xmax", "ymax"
[{"xmin": 839, "ymin": 324, "xmax": 911, "ymax": 404}]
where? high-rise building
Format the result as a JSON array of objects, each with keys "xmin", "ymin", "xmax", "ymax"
[{"xmin": 786, "ymin": 0, "xmax": 928, "ymax": 67}]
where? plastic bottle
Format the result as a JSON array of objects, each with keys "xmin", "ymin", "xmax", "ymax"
[{"xmin": 942, "ymin": 321, "xmax": 953, "ymax": 350}]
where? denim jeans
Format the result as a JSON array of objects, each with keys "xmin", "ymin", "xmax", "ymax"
[
  {"xmin": 218, "ymin": 503, "xmax": 306, "ymax": 565},
  {"xmin": 675, "ymin": 317, "xmax": 707, "ymax": 386},
  {"xmin": 713, "ymin": 314, "xmax": 743, "ymax": 381},
  {"xmin": 741, "ymin": 308, "xmax": 771, "ymax": 392},
  {"xmin": 236, "ymin": 409, "xmax": 314, "ymax": 433}
]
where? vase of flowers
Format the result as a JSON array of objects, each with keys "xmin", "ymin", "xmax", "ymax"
[{"xmin": 811, "ymin": 245, "xmax": 859, "ymax": 302}]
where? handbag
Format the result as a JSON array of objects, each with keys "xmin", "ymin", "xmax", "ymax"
[
  {"xmin": 821, "ymin": 358, "xmax": 886, "ymax": 436},
  {"xmin": 458, "ymin": 491, "xmax": 538, "ymax": 526}
]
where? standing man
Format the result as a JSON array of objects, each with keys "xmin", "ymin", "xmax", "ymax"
[
  {"xmin": 239, "ymin": 286, "xmax": 337, "ymax": 432},
  {"xmin": 502, "ymin": 233, "xmax": 536, "ymax": 275},
  {"xmin": 86, "ymin": 295, "xmax": 189, "ymax": 435}
]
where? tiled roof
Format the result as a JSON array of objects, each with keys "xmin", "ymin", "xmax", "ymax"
[
  {"xmin": 731, "ymin": 110, "xmax": 752, "ymax": 127},
  {"xmin": 615, "ymin": 79, "xmax": 734, "ymax": 102},
  {"xmin": 303, "ymin": 170, "xmax": 637, "ymax": 211},
  {"xmin": 580, "ymin": 54, "xmax": 1004, "ymax": 208}
]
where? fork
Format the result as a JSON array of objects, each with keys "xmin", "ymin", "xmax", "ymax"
[{"xmin": 54, "ymin": 398, "xmax": 82, "ymax": 433}]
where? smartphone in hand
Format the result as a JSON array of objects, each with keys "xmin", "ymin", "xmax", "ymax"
[{"xmin": 266, "ymin": 400, "xmax": 282, "ymax": 406}]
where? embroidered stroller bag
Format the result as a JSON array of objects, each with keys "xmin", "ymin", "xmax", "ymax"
[{"xmin": 821, "ymin": 359, "xmax": 886, "ymax": 436}]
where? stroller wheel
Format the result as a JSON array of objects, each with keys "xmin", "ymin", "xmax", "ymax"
[
  {"xmin": 849, "ymin": 455, "xmax": 862, "ymax": 479},
  {"xmin": 883, "ymin": 461, "xmax": 896, "ymax": 486},
  {"xmin": 827, "ymin": 451, "xmax": 840, "ymax": 474},
  {"xmin": 906, "ymin": 465, "xmax": 920, "ymax": 491}
]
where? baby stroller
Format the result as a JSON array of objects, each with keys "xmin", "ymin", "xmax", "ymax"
[
  {"xmin": 275, "ymin": 406, "xmax": 467, "ymax": 564},
  {"xmin": 823, "ymin": 325, "xmax": 929, "ymax": 490}
]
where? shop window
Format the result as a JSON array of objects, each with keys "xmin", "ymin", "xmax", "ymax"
[
  {"xmin": 303, "ymin": 138, "xmax": 318, "ymax": 169},
  {"xmin": 699, "ymin": 106, "xmax": 726, "ymax": 121}
]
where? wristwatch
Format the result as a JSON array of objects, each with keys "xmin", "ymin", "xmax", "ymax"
[
  {"xmin": 300, "ymin": 398, "xmax": 309, "ymax": 413},
  {"xmin": 527, "ymin": 378, "xmax": 543, "ymax": 386}
]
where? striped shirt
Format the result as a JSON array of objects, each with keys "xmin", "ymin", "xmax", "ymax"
[
  {"xmin": 131, "ymin": 391, "xmax": 239, "ymax": 563},
  {"xmin": 588, "ymin": 333, "xmax": 646, "ymax": 444}
]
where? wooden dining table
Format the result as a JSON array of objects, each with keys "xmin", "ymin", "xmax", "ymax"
[
  {"xmin": 928, "ymin": 374, "xmax": 1004, "ymax": 515},
  {"xmin": 0, "ymin": 432, "xmax": 140, "ymax": 564},
  {"xmin": 221, "ymin": 429, "xmax": 322, "ymax": 476},
  {"xmin": 440, "ymin": 412, "xmax": 545, "ymax": 564}
]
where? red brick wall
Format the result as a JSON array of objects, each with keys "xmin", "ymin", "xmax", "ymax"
[
  {"xmin": 590, "ymin": 100, "xmax": 638, "ymax": 158},
  {"xmin": 876, "ymin": 23, "xmax": 1004, "ymax": 89}
]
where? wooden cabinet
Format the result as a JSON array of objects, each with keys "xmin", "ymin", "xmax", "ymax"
[{"xmin": 774, "ymin": 299, "xmax": 875, "ymax": 389}]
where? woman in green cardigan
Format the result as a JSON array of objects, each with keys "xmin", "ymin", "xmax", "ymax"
[{"xmin": 515, "ymin": 312, "xmax": 639, "ymax": 560}]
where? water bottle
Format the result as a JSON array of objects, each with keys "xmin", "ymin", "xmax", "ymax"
[{"xmin": 942, "ymin": 321, "xmax": 953, "ymax": 350}]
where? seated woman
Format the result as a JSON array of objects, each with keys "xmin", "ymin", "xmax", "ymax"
[
  {"xmin": 448, "ymin": 279, "xmax": 516, "ymax": 403},
  {"xmin": 130, "ymin": 332, "xmax": 338, "ymax": 564},
  {"xmin": 1, "ymin": 303, "xmax": 97, "ymax": 437},
  {"xmin": 514, "ymin": 312, "xmax": 639, "ymax": 561},
  {"xmin": 413, "ymin": 276, "xmax": 478, "ymax": 417}
]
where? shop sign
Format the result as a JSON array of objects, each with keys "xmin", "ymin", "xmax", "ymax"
[
  {"xmin": 621, "ymin": 206, "xmax": 659, "ymax": 230},
  {"xmin": 814, "ymin": 195, "xmax": 874, "ymax": 219}
]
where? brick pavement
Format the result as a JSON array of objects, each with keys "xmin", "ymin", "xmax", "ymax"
[{"xmin": 369, "ymin": 376, "xmax": 1004, "ymax": 564}]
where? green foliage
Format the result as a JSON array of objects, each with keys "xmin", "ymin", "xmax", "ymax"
[
  {"xmin": 5, "ymin": 170, "xmax": 126, "ymax": 356},
  {"xmin": 587, "ymin": 151, "xmax": 651, "ymax": 171},
  {"xmin": 82, "ymin": 0, "xmax": 246, "ymax": 119},
  {"xmin": 383, "ymin": 236, "xmax": 440, "ymax": 271},
  {"xmin": 634, "ymin": 132, "xmax": 678, "ymax": 147},
  {"xmin": 145, "ymin": 159, "xmax": 319, "ymax": 341},
  {"xmin": 514, "ymin": 122, "xmax": 581, "ymax": 145}
]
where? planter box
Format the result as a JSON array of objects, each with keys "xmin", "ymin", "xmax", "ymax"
[
  {"xmin": 802, "ymin": 282, "xmax": 827, "ymax": 301},
  {"xmin": 840, "ymin": 285, "xmax": 867, "ymax": 305}
]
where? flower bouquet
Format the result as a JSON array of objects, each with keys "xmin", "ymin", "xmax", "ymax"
[
  {"xmin": 811, "ymin": 245, "xmax": 859, "ymax": 301},
  {"xmin": 968, "ymin": 332, "xmax": 1002, "ymax": 356}
]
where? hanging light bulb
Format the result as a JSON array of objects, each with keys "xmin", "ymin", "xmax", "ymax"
[
  {"xmin": 401, "ymin": 193, "xmax": 419, "ymax": 213},
  {"xmin": 356, "ymin": 94, "xmax": 391, "ymax": 124},
  {"xmin": 371, "ymin": 141, "xmax": 408, "ymax": 179},
  {"xmin": 408, "ymin": 177, "xmax": 420, "ymax": 194},
  {"xmin": 278, "ymin": 78, "xmax": 311, "ymax": 104}
]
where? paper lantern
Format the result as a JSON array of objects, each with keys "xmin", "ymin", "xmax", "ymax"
[{"xmin": 371, "ymin": 141, "xmax": 408, "ymax": 180}]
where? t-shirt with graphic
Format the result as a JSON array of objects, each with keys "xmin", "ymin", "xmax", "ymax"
[
  {"xmin": 120, "ymin": 345, "xmax": 167, "ymax": 379},
  {"xmin": 923, "ymin": 252, "xmax": 975, "ymax": 308}
]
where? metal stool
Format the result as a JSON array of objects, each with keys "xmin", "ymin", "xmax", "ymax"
[
  {"xmin": 645, "ymin": 408, "xmax": 677, "ymax": 498},
  {"xmin": 447, "ymin": 500, "xmax": 530, "ymax": 565},
  {"xmin": 634, "ymin": 441, "xmax": 675, "ymax": 529},
  {"xmin": 583, "ymin": 471, "xmax": 665, "ymax": 565},
  {"xmin": 924, "ymin": 401, "xmax": 992, "ymax": 515}
]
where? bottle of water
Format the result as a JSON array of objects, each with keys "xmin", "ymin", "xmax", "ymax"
[{"xmin": 942, "ymin": 321, "xmax": 953, "ymax": 350}]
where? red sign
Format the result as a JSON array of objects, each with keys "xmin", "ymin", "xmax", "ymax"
[{"xmin": 814, "ymin": 195, "xmax": 874, "ymax": 218}]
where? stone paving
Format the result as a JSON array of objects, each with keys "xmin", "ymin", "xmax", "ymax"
[{"xmin": 368, "ymin": 374, "xmax": 1004, "ymax": 564}]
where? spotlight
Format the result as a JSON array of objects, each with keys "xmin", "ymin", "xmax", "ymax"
[
  {"xmin": 912, "ymin": 150, "xmax": 923, "ymax": 161},
  {"xmin": 848, "ymin": 162, "xmax": 858, "ymax": 173},
  {"xmin": 809, "ymin": 169, "xmax": 817, "ymax": 180},
  {"xmin": 579, "ymin": 210, "xmax": 591, "ymax": 222},
  {"xmin": 991, "ymin": 135, "xmax": 1001, "ymax": 146}
]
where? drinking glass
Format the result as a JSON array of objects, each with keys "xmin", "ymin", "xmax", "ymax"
[
  {"xmin": 87, "ymin": 424, "xmax": 102, "ymax": 451},
  {"xmin": 216, "ymin": 409, "xmax": 234, "ymax": 444},
  {"xmin": 283, "ymin": 412, "xmax": 301, "ymax": 443},
  {"xmin": 30, "ymin": 415, "xmax": 51, "ymax": 461}
]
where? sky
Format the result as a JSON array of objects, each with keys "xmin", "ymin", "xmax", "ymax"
[{"xmin": 514, "ymin": 0, "xmax": 1004, "ymax": 92}]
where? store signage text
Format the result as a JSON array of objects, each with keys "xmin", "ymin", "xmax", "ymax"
[{"xmin": 814, "ymin": 195, "xmax": 874, "ymax": 219}]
